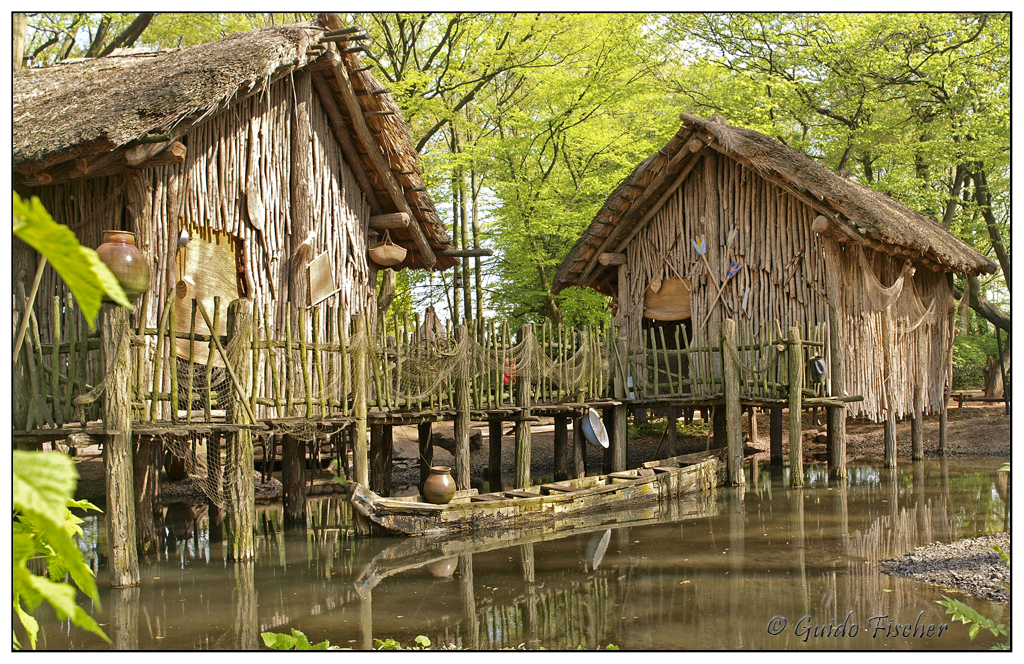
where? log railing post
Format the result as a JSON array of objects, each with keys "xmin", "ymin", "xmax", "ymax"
[
  {"xmin": 787, "ymin": 326, "xmax": 804, "ymax": 487},
  {"xmin": 453, "ymin": 325, "xmax": 471, "ymax": 490},
  {"xmin": 100, "ymin": 302, "xmax": 140, "ymax": 587},
  {"xmin": 352, "ymin": 314, "xmax": 371, "ymax": 535},
  {"xmin": 553, "ymin": 414, "xmax": 569, "ymax": 481},
  {"xmin": 225, "ymin": 299, "xmax": 255, "ymax": 559},
  {"xmin": 572, "ymin": 415, "xmax": 586, "ymax": 479},
  {"xmin": 612, "ymin": 333, "xmax": 628, "ymax": 472},
  {"xmin": 418, "ymin": 420, "xmax": 433, "ymax": 491},
  {"xmin": 721, "ymin": 318, "xmax": 744, "ymax": 486},
  {"xmin": 514, "ymin": 323, "xmax": 533, "ymax": 489},
  {"xmin": 488, "ymin": 419, "xmax": 503, "ymax": 490}
]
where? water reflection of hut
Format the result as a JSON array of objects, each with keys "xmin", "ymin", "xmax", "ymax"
[{"xmin": 553, "ymin": 114, "xmax": 996, "ymax": 424}]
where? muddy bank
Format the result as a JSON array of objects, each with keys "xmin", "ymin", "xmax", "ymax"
[{"xmin": 880, "ymin": 533, "xmax": 1011, "ymax": 603}]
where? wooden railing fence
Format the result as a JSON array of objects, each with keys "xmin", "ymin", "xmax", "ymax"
[{"xmin": 13, "ymin": 294, "xmax": 831, "ymax": 433}]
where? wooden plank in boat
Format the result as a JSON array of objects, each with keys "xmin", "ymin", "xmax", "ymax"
[
  {"xmin": 540, "ymin": 483, "xmax": 576, "ymax": 493},
  {"xmin": 470, "ymin": 495, "xmax": 503, "ymax": 502},
  {"xmin": 651, "ymin": 466, "xmax": 680, "ymax": 474},
  {"xmin": 504, "ymin": 490, "xmax": 540, "ymax": 499}
]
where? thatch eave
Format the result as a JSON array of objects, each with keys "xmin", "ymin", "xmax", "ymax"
[
  {"xmin": 554, "ymin": 114, "xmax": 996, "ymax": 294},
  {"xmin": 12, "ymin": 17, "xmax": 456, "ymax": 272}
]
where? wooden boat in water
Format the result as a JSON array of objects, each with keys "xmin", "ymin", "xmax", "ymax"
[
  {"xmin": 352, "ymin": 485, "xmax": 718, "ymax": 596},
  {"xmin": 349, "ymin": 449, "xmax": 724, "ymax": 537}
]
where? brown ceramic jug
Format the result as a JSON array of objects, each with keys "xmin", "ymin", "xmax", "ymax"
[
  {"xmin": 97, "ymin": 230, "xmax": 151, "ymax": 302},
  {"xmin": 422, "ymin": 466, "xmax": 456, "ymax": 504}
]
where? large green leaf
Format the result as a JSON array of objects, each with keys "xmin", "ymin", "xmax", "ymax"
[
  {"xmin": 12, "ymin": 191, "xmax": 130, "ymax": 328},
  {"xmin": 12, "ymin": 451, "xmax": 99, "ymax": 603}
]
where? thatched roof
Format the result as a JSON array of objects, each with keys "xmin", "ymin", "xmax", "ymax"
[
  {"xmin": 554, "ymin": 113, "xmax": 996, "ymax": 292},
  {"xmin": 12, "ymin": 16, "xmax": 456, "ymax": 271}
]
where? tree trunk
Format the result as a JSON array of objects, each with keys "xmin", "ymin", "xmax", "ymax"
[
  {"xmin": 13, "ymin": 13, "xmax": 29, "ymax": 71},
  {"xmin": 983, "ymin": 341, "xmax": 1010, "ymax": 398}
]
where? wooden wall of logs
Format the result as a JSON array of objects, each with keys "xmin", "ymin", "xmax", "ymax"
[{"xmin": 619, "ymin": 150, "xmax": 953, "ymax": 420}]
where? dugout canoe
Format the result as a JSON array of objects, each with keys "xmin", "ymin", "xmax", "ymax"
[
  {"xmin": 349, "ymin": 449, "xmax": 724, "ymax": 536},
  {"xmin": 352, "ymin": 486, "xmax": 718, "ymax": 596}
]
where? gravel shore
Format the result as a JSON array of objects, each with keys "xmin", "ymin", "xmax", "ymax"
[{"xmin": 880, "ymin": 533, "xmax": 1011, "ymax": 603}]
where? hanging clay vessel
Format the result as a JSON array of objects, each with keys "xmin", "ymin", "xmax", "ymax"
[
  {"xmin": 97, "ymin": 230, "xmax": 151, "ymax": 302},
  {"xmin": 422, "ymin": 466, "xmax": 456, "ymax": 504}
]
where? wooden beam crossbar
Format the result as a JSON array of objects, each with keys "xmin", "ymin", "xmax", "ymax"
[{"xmin": 324, "ymin": 38, "xmax": 437, "ymax": 267}]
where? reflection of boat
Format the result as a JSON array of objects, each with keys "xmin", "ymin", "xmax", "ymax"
[
  {"xmin": 350, "ymin": 449, "xmax": 723, "ymax": 537},
  {"xmin": 353, "ymin": 486, "xmax": 718, "ymax": 596}
]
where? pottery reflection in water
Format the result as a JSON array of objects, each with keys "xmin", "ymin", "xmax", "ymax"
[
  {"xmin": 422, "ymin": 466, "xmax": 456, "ymax": 504},
  {"xmin": 425, "ymin": 557, "xmax": 458, "ymax": 578},
  {"xmin": 97, "ymin": 230, "xmax": 151, "ymax": 302}
]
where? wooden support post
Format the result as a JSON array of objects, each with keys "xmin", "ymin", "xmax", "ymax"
[
  {"xmin": 225, "ymin": 299, "xmax": 256, "ymax": 559},
  {"xmin": 883, "ymin": 414, "xmax": 897, "ymax": 469},
  {"xmin": 713, "ymin": 406, "xmax": 726, "ymax": 449},
  {"xmin": 827, "ymin": 406, "xmax": 848, "ymax": 480},
  {"xmin": 488, "ymin": 419, "xmax": 503, "ymax": 491},
  {"xmin": 769, "ymin": 407, "xmax": 783, "ymax": 466},
  {"xmin": 602, "ymin": 406, "xmax": 615, "ymax": 474},
  {"xmin": 748, "ymin": 408, "xmax": 758, "ymax": 447},
  {"xmin": 721, "ymin": 318, "xmax": 744, "ymax": 486},
  {"xmin": 100, "ymin": 302, "xmax": 139, "ymax": 587},
  {"xmin": 666, "ymin": 407, "xmax": 679, "ymax": 456},
  {"xmin": 352, "ymin": 315, "xmax": 369, "ymax": 489},
  {"xmin": 612, "ymin": 335, "xmax": 628, "ymax": 472},
  {"xmin": 132, "ymin": 434, "xmax": 157, "ymax": 554},
  {"xmin": 370, "ymin": 424, "xmax": 394, "ymax": 497},
  {"xmin": 418, "ymin": 421, "xmax": 433, "ymax": 491},
  {"xmin": 911, "ymin": 382, "xmax": 924, "ymax": 461},
  {"xmin": 282, "ymin": 435, "xmax": 306, "ymax": 527},
  {"xmin": 453, "ymin": 325, "xmax": 471, "ymax": 490},
  {"xmin": 553, "ymin": 414, "xmax": 568, "ymax": 482},
  {"xmin": 939, "ymin": 396, "xmax": 948, "ymax": 456},
  {"xmin": 572, "ymin": 415, "xmax": 586, "ymax": 479},
  {"xmin": 787, "ymin": 326, "xmax": 804, "ymax": 487},
  {"xmin": 514, "ymin": 323, "xmax": 533, "ymax": 489}
]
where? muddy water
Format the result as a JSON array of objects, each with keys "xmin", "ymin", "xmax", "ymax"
[{"xmin": 31, "ymin": 459, "xmax": 1009, "ymax": 650}]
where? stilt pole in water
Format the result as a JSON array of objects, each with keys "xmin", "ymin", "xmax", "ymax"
[
  {"xmin": 721, "ymin": 318, "xmax": 744, "ymax": 486},
  {"xmin": 100, "ymin": 302, "xmax": 140, "ymax": 587},
  {"xmin": 225, "ymin": 299, "xmax": 256, "ymax": 559},
  {"xmin": 787, "ymin": 326, "xmax": 804, "ymax": 487}
]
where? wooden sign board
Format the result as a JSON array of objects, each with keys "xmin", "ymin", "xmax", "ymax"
[
  {"xmin": 643, "ymin": 276, "xmax": 692, "ymax": 321},
  {"xmin": 174, "ymin": 230, "xmax": 240, "ymax": 367},
  {"xmin": 308, "ymin": 251, "xmax": 339, "ymax": 306}
]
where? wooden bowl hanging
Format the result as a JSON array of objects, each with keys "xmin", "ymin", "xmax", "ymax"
[{"xmin": 368, "ymin": 229, "xmax": 407, "ymax": 267}]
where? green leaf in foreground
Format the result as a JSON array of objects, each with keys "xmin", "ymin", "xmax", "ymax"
[
  {"xmin": 12, "ymin": 191, "xmax": 130, "ymax": 327},
  {"xmin": 12, "ymin": 451, "xmax": 109, "ymax": 647}
]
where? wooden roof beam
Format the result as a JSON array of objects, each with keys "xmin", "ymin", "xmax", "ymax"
[
  {"xmin": 310, "ymin": 70, "xmax": 383, "ymax": 216},
  {"xmin": 326, "ymin": 50, "xmax": 436, "ymax": 267},
  {"xmin": 18, "ymin": 141, "xmax": 186, "ymax": 187},
  {"xmin": 576, "ymin": 135, "xmax": 701, "ymax": 286}
]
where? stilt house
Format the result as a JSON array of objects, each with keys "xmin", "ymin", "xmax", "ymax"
[
  {"xmin": 554, "ymin": 114, "xmax": 996, "ymax": 420},
  {"xmin": 12, "ymin": 14, "xmax": 456, "ymax": 353}
]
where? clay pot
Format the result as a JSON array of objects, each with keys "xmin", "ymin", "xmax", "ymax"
[
  {"xmin": 97, "ymin": 230, "xmax": 151, "ymax": 302},
  {"xmin": 425, "ymin": 557, "xmax": 458, "ymax": 578},
  {"xmin": 422, "ymin": 466, "xmax": 456, "ymax": 505}
]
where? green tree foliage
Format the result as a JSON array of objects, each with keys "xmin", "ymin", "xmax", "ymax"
[
  {"xmin": 662, "ymin": 13, "xmax": 1009, "ymax": 319},
  {"xmin": 18, "ymin": 13, "xmax": 1009, "ymax": 331},
  {"xmin": 12, "ymin": 451, "xmax": 108, "ymax": 649}
]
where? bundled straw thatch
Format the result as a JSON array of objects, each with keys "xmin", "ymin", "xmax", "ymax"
[{"xmin": 555, "ymin": 113, "xmax": 995, "ymax": 292}]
